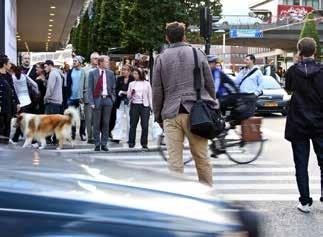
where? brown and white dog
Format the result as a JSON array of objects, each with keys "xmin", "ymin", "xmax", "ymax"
[{"xmin": 15, "ymin": 107, "xmax": 80, "ymax": 149}]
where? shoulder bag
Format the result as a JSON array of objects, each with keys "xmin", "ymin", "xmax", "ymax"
[{"xmin": 189, "ymin": 48, "xmax": 225, "ymax": 139}]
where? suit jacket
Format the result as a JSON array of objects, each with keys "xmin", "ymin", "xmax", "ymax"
[
  {"xmin": 88, "ymin": 68, "xmax": 116, "ymax": 107},
  {"xmin": 152, "ymin": 42, "xmax": 218, "ymax": 123}
]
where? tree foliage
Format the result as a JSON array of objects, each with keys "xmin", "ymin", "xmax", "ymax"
[
  {"xmin": 79, "ymin": 10, "xmax": 90, "ymax": 60},
  {"xmin": 300, "ymin": 12, "xmax": 321, "ymax": 60},
  {"xmin": 70, "ymin": 0, "xmax": 222, "ymax": 54},
  {"xmin": 90, "ymin": 0, "xmax": 103, "ymax": 52},
  {"xmin": 72, "ymin": 24, "xmax": 81, "ymax": 54},
  {"xmin": 97, "ymin": 0, "xmax": 122, "ymax": 53},
  {"xmin": 121, "ymin": 0, "xmax": 187, "ymax": 53},
  {"xmin": 182, "ymin": 0, "xmax": 222, "ymax": 26}
]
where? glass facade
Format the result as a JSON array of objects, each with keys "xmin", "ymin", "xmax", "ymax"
[
  {"xmin": 303, "ymin": 0, "xmax": 320, "ymax": 8},
  {"xmin": 282, "ymin": 0, "xmax": 300, "ymax": 5},
  {"xmin": 282, "ymin": 0, "xmax": 320, "ymax": 8}
]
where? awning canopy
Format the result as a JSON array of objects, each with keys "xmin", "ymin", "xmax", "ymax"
[{"xmin": 17, "ymin": 0, "xmax": 86, "ymax": 52}]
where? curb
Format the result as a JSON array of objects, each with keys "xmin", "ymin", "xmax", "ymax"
[{"xmin": 45, "ymin": 146, "xmax": 167, "ymax": 154}]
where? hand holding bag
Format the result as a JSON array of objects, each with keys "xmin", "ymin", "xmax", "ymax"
[{"xmin": 189, "ymin": 48, "xmax": 225, "ymax": 139}]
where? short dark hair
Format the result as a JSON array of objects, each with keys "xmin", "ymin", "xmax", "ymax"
[
  {"xmin": 297, "ymin": 37, "xmax": 316, "ymax": 57},
  {"xmin": 44, "ymin": 60, "xmax": 54, "ymax": 66},
  {"xmin": 133, "ymin": 67, "xmax": 145, "ymax": 81},
  {"xmin": 245, "ymin": 54, "xmax": 256, "ymax": 63},
  {"xmin": 166, "ymin": 22, "xmax": 186, "ymax": 44},
  {"xmin": 0, "ymin": 54, "xmax": 9, "ymax": 68}
]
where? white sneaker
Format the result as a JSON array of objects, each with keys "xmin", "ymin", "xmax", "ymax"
[
  {"xmin": 9, "ymin": 139, "xmax": 17, "ymax": 145},
  {"xmin": 297, "ymin": 203, "xmax": 311, "ymax": 213}
]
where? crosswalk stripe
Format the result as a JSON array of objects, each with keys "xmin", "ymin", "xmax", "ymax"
[
  {"xmin": 90, "ymin": 156, "xmax": 279, "ymax": 166},
  {"xmin": 182, "ymin": 167, "xmax": 295, "ymax": 173},
  {"xmin": 53, "ymin": 148, "xmax": 322, "ymax": 202},
  {"xmin": 218, "ymin": 194, "xmax": 322, "ymax": 201},
  {"xmin": 212, "ymin": 184, "xmax": 321, "ymax": 190},
  {"xmin": 201, "ymin": 175, "xmax": 320, "ymax": 181}
]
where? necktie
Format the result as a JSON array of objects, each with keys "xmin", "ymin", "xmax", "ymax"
[{"xmin": 94, "ymin": 70, "xmax": 104, "ymax": 98}]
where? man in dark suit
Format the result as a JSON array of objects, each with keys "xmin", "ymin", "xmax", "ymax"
[{"xmin": 88, "ymin": 55, "xmax": 116, "ymax": 151}]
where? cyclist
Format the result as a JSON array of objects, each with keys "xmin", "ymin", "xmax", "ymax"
[
  {"xmin": 207, "ymin": 55, "xmax": 239, "ymax": 116},
  {"xmin": 207, "ymin": 56, "xmax": 239, "ymax": 157}
]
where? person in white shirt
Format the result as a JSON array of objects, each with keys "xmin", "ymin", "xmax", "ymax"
[
  {"xmin": 127, "ymin": 67, "xmax": 152, "ymax": 149},
  {"xmin": 235, "ymin": 54, "xmax": 264, "ymax": 96},
  {"xmin": 10, "ymin": 64, "xmax": 38, "ymax": 142}
]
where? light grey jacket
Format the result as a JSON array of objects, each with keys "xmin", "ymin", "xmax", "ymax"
[
  {"xmin": 83, "ymin": 65, "xmax": 97, "ymax": 104},
  {"xmin": 152, "ymin": 42, "xmax": 218, "ymax": 123},
  {"xmin": 44, "ymin": 68, "xmax": 63, "ymax": 104},
  {"xmin": 87, "ymin": 68, "xmax": 116, "ymax": 107}
]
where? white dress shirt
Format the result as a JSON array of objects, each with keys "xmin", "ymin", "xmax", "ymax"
[{"xmin": 100, "ymin": 69, "xmax": 108, "ymax": 96}]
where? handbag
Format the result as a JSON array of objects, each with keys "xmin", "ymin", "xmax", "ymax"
[{"xmin": 189, "ymin": 48, "xmax": 225, "ymax": 139}]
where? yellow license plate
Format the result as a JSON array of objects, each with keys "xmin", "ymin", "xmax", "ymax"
[{"xmin": 264, "ymin": 101, "xmax": 278, "ymax": 107}]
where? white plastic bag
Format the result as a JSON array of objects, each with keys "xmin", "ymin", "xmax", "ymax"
[{"xmin": 152, "ymin": 121, "xmax": 163, "ymax": 140}]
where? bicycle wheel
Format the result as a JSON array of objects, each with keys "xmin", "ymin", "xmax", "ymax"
[
  {"xmin": 225, "ymin": 139, "xmax": 264, "ymax": 164},
  {"xmin": 158, "ymin": 135, "xmax": 193, "ymax": 165}
]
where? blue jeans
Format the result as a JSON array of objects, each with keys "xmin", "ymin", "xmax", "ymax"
[{"xmin": 291, "ymin": 137, "xmax": 323, "ymax": 205}]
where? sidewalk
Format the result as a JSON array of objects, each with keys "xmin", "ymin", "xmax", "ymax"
[{"xmin": 9, "ymin": 115, "xmax": 164, "ymax": 153}]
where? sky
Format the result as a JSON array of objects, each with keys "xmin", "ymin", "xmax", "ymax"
[{"xmin": 221, "ymin": 0, "xmax": 252, "ymax": 14}]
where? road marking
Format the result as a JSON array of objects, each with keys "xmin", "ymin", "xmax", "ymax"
[
  {"xmin": 218, "ymin": 194, "xmax": 322, "ymax": 201},
  {"xmin": 213, "ymin": 183, "xmax": 320, "ymax": 190},
  {"xmin": 89, "ymin": 156, "xmax": 280, "ymax": 166},
  {"xmin": 206, "ymin": 175, "xmax": 320, "ymax": 181},
  {"xmin": 184, "ymin": 167, "xmax": 295, "ymax": 173}
]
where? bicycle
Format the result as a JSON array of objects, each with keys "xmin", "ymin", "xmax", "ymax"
[{"xmin": 158, "ymin": 120, "xmax": 266, "ymax": 165}]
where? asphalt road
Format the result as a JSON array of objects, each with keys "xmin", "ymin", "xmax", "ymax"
[{"xmin": 14, "ymin": 114, "xmax": 323, "ymax": 237}]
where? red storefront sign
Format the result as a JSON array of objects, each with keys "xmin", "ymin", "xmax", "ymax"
[{"xmin": 277, "ymin": 4, "xmax": 314, "ymax": 24}]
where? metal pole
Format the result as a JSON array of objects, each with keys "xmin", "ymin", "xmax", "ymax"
[
  {"xmin": 205, "ymin": 37, "xmax": 211, "ymax": 55},
  {"xmin": 0, "ymin": 0, "xmax": 5, "ymax": 54},
  {"xmin": 222, "ymin": 33, "xmax": 226, "ymax": 63}
]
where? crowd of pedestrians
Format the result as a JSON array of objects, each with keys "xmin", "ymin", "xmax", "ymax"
[
  {"xmin": 0, "ymin": 51, "xmax": 152, "ymax": 150},
  {"xmin": 0, "ymin": 21, "xmax": 322, "ymax": 213}
]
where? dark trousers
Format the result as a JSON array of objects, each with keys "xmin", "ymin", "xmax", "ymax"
[
  {"xmin": 0, "ymin": 113, "xmax": 11, "ymax": 144},
  {"xmin": 129, "ymin": 104, "xmax": 150, "ymax": 147},
  {"xmin": 45, "ymin": 103, "xmax": 62, "ymax": 144},
  {"xmin": 291, "ymin": 137, "xmax": 323, "ymax": 205},
  {"xmin": 93, "ymin": 98, "xmax": 113, "ymax": 146},
  {"xmin": 68, "ymin": 99, "xmax": 85, "ymax": 139},
  {"xmin": 45, "ymin": 103, "xmax": 62, "ymax": 114},
  {"xmin": 12, "ymin": 104, "xmax": 33, "ymax": 142}
]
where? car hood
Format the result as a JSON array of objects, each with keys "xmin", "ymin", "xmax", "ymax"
[
  {"xmin": 0, "ymin": 148, "xmax": 241, "ymax": 233},
  {"xmin": 259, "ymin": 88, "xmax": 287, "ymax": 99}
]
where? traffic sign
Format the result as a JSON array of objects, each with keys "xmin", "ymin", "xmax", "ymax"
[{"xmin": 230, "ymin": 29, "xmax": 263, "ymax": 38}]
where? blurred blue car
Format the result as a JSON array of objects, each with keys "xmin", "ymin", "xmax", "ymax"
[{"xmin": 0, "ymin": 149, "xmax": 259, "ymax": 237}]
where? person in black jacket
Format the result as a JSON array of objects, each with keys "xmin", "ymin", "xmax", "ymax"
[
  {"xmin": 111, "ymin": 64, "xmax": 134, "ymax": 143},
  {"xmin": 285, "ymin": 37, "xmax": 323, "ymax": 213},
  {"xmin": 0, "ymin": 54, "xmax": 20, "ymax": 144}
]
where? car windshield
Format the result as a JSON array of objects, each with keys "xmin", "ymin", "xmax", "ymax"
[{"xmin": 263, "ymin": 77, "xmax": 281, "ymax": 89}]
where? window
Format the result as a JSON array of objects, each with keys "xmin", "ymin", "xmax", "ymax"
[
  {"xmin": 304, "ymin": 0, "xmax": 319, "ymax": 9},
  {"xmin": 282, "ymin": 0, "xmax": 300, "ymax": 5}
]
